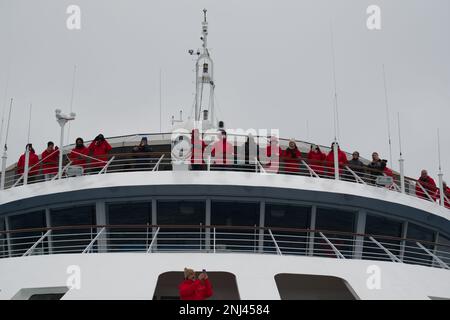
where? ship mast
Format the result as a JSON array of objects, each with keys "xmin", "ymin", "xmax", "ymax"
[{"xmin": 191, "ymin": 9, "xmax": 216, "ymax": 128}]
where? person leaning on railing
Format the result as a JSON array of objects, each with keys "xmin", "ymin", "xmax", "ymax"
[
  {"xmin": 325, "ymin": 142, "xmax": 348, "ymax": 177},
  {"xmin": 69, "ymin": 137, "xmax": 90, "ymax": 169},
  {"xmin": 282, "ymin": 139, "xmax": 302, "ymax": 174},
  {"xmin": 179, "ymin": 268, "xmax": 213, "ymax": 300},
  {"xmin": 17, "ymin": 143, "xmax": 40, "ymax": 182},
  {"xmin": 88, "ymin": 134, "xmax": 112, "ymax": 172},
  {"xmin": 415, "ymin": 169, "xmax": 438, "ymax": 201},
  {"xmin": 307, "ymin": 144, "xmax": 326, "ymax": 176},
  {"xmin": 132, "ymin": 137, "xmax": 153, "ymax": 170},
  {"xmin": 366, "ymin": 152, "xmax": 386, "ymax": 184},
  {"xmin": 347, "ymin": 151, "xmax": 365, "ymax": 180},
  {"xmin": 41, "ymin": 141, "xmax": 59, "ymax": 180}
]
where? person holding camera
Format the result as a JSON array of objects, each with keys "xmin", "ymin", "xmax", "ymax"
[
  {"xmin": 179, "ymin": 268, "xmax": 213, "ymax": 300},
  {"xmin": 88, "ymin": 134, "xmax": 112, "ymax": 172}
]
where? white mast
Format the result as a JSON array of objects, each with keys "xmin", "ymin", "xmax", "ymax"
[
  {"xmin": 1, "ymin": 98, "xmax": 13, "ymax": 190},
  {"xmin": 382, "ymin": 64, "xmax": 393, "ymax": 168},
  {"xmin": 190, "ymin": 9, "xmax": 216, "ymax": 128},
  {"xmin": 437, "ymin": 128, "xmax": 444, "ymax": 206},
  {"xmin": 330, "ymin": 22, "xmax": 340, "ymax": 180},
  {"xmin": 398, "ymin": 113, "xmax": 405, "ymax": 193}
]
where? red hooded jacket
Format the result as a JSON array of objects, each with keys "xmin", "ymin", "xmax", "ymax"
[
  {"xmin": 307, "ymin": 149, "xmax": 326, "ymax": 176},
  {"xmin": 211, "ymin": 139, "xmax": 234, "ymax": 165},
  {"xmin": 437, "ymin": 186, "xmax": 450, "ymax": 208},
  {"xmin": 179, "ymin": 279, "xmax": 213, "ymax": 300},
  {"xmin": 282, "ymin": 147, "xmax": 302, "ymax": 173},
  {"xmin": 415, "ymin": 176, "xmax": 437, "ymax": 201},
  {"xmin": 325, "ymin": 149, "xmax": 348, "ymax": 176},
  {"xmin": 17, "ymin": 151, "xmax": 40, "ymax": 176},
  {"xmin": 69, "ymin": 146, "xmax": 90, "ymax": 168},
  {"xmin": 41, "ymin": 148, "xmax": 59, "ymax": 175},
  {"xmin": 88, "ymin": 139, "xmax": 112, "ymax": 168}
]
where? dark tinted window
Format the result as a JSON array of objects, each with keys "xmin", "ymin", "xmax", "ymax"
[
  {"xmin": 157, "ymin": 201, "xmax": 206, "ymax": 251},
  {"xmin": 212, "ymin": 201, "xmax": 260, "ymax": 252},
  {"xmin": 50, "ymin": 205, "xmax": 96, "ymax": 254},
  {"xmin": 265, "ymin": 204, "xmax": 311, "ymax": 255},
  {"xmin": 404, "ymin": 223, "xmax": 435, "ymax": 266},
  {"xmin": 315, "ymin": 208, "xmax": 356, "ymax": 259},
  {"xmin": 437, "ymin": 235, "xmax": 450, "ymax": 266},
  {"xmin": 8, "ymin": 211, "xmax": 47, "ymax": 257},
  {"xmin": 363, "ymin": 214, "xmax": 403, "ymax": 261},
  {"xmin": 107, "ymin": 202, "xmax": 152, "ymax": 252}
]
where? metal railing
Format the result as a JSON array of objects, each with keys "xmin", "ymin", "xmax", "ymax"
[
  {"xmin": 1, "ymin": 152, "xmax": 449, "ymax": 210},
  {"xmin": 1, "ymin": 224, "xmax": 449, "ymax": 270}
]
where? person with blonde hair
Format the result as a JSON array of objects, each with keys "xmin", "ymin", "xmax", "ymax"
[{"xmin": 178, "ymin": 267, "xmax": 213, "ymax": 300}]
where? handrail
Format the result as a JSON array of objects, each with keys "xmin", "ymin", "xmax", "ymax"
[
  {"xmin": 369, "ymin": 236, "xmax": 401, "ymax": 263},
  {"xmin": 268, "ymin": 229, "xmax": 282, "ymax": 255},
  {"xmin": 2, "ymin": 224, "xmax": 450, "ymax": 250},
  {"xmin": 23, "ymin": 230, "xmax": 52, "ymax": 257},
  {"xmin": 345, "ymin": 165, "xmax": 366, "ymax": 185},
  {"xmin": 146, "ymin": 227, "xmax": 160, "ymax": 253},
  {"xmin": 302, "ymin": 160, "xmax": 319, "ymax": 178},
  {"xmin": 51, "ymin": 161, "xmax": 72, "ymax": 180},
  {"xmin": 98, "ymin": 156, "xmax": 115, "ymax": 174},
  {"xmin": 319, "ymin": 232, "xmax": 345, "ymax": 259},
  {"xmin": 152, "ymin": 154, "xmax": 165, "ymax": 172},
  {"xmin": 416, "ymin": 181, "xmax": 435, "ymax": 202},
  {"xmin": 415, "ymin": 242, "xmax": 450, "ymax": 270},
  {"xmin": 82, "ymin": 227, "xmax": 105, "ymax": 254}
]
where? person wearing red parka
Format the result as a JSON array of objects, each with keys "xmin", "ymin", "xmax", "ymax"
[
  {"xmin": 325, "ymin": 142, "xmax": 348, "ymax": 177},
  {"xmin": 282, "ymin": 139, "xmax": 302, "ymax": 174},
  {"xmin": 179, "ymin": 268, "xmax": 213, "ymax": 300},
  {"xmin": 17, "ymin": 144, "xmax": 40, "ymax": 180},
  {"xmin": 307, "ymin": 144, "xmax": 326, "ymax": 176},
  {"xmin": 415, "ymin": 169, "xmax": 437, "ymax": 201},
  {"xmin": 88, "ymin": 134, "xmax": 112, "ymax": 170},
  {"xmin": 69, "ymin": 137, "xmax": 90, "ymax": 169},
  {"xmin": 211, "ymin": 130, "xmax": 234, "ymax": 168},
  {"xmin": 41, "ymin": 141, "xmax": 59, "ymax": 178},
  {"xmin": 437, "ymin": 181, "xmax": 450, "ymax": 208},
  {"xmin": 191, "ymin": 129, "xmax": 207, "ymax": 170}
]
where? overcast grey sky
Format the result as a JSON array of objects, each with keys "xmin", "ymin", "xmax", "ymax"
[{"xmin": 0, "ymin": 0, "xmax": 449, "ymax": 179}]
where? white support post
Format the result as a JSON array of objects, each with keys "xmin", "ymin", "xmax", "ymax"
[
  {"xmin": 416, "ymin": 242, "xmax": 449, "ymax": 270},
  {"xmin": 58, "ymin": 123, "xmax": 64, "ymax": 180},
  {"xmin": 369, "ymin": 236, "xmax": 401, "ymax": 263},
  {"xmin": 438, "ymin": 171, "xmax": 444, "ymax": 207},
  {"xmin": 308, "ymin": 206, "xmax": 317, "ymax": 256},
  {"xmin": 258, "ymin": 201, "xmax": 265, "ymax": 253},
  {"xmin": 333, "ymin": 142, "xmax": 339, "ymax": 180},
  {"xmin": 0, "ymin": 150, "xmax": 7, "ymax": 190},
  {"xmin": 354, "ymin": 210, "xmax": 366, "ymax": 259},
  {"xmin": 95, "ymin": 201, "xmax": 107, "ymax": 253},
  {"xmin": 268, "ymin": 229, "xmax": 282, "ymax": 256},
  {"xmin": 319, "ymin": 232, "xmax": 345, "ymax": 259},
  {"xmin": 23, "ymin": 230, "xmax": 52, "ymax": 257},
  {"xmin": 205, "ymin": 199, "xmax": 211, "ymax": 251},
  {"xmin": 23, "ymin": 146, "xmax": 30, "ymax": 185},
  {"xmin": 146, "ymin": 227, "xmax": 160, "ymax": 253},
  {"xmin": 82, "ymin": 227, "xmax": 105, "ymax": 254},
  {"xmin": 399, "ymin": 157, "xmax": 405, "ymax": 194}
]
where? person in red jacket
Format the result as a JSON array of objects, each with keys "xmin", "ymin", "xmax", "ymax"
[
  {"xmin": 41, "ymin": 141, "xmax": 59, "ymax": 179},
  {"xmin": 282, "ymin": 139, "xmax": 302, "ymax": 174},
  {"xmin": 88, "ymin": 134, "xmax": 112, "ymax": 171},
  {"xmin": 69, "ymin": 137, "xmax": 90, "ymax": 169},
  {"xmin": 307, "ymin": 144, "xmax": 326, "ymax": 177},
  {"xmin": 415, "ymin": 169, "xmax": 438, "ymax": 201},
  {"xmin": 437, "ymin": 181, "xmax": 450, "ymax": 208},
  {"xmin": 191, "ymin": 129, "xmax": 207, "ymax": 170},
  {"xmin": 211, "ymin": 130, "xmax": 234, "ymax": 169},
  {"xmin": 17, "ymin": 144, "xmax": 40, "ymax": 181},
  {"xmin": 264, "ymin": 135, "xmax": 282, "ymax": 173},
  {"xmin": 325, "ymin": 142, "xmax": 348, "ymax": 177},
  {"xmin": 179, "ymin": 268, "xmax": 213, "ymax": 300}
]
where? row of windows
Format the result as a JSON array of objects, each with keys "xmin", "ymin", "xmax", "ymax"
[{"xmin": 1, "ymin": 201, "xmax": 449, "ymax": 264}]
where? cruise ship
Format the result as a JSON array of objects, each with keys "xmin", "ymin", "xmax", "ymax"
[{"xmin": 0, "ymin": 10, "xmax": 449, "ymax": 300}]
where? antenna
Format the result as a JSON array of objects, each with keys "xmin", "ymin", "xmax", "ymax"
[
  {"xmin": 306, "ymin": 120, "xmax": 310, "ymax": 142},
  {"xmin": 330, "ymin": 21, "xmax": 340, "ymax": 142},
  {"xmin": 397, "ymin": 112, "xmax": 403, "ymax": 157},
  {"xmin": 4, "ymin": 98, "xmax": 13, "ymax": 151},
  {"xmin": 27, "ymin": 103, "xmax": 32, "ymax": 143},
  {"xmin": 1, "ymin": 98, "xmax": 13, "ymax": 190},
  {"xmin": 382, "ymin": 64, "xmax": 393, "ymax": 168},
  {"xmin": 66, "ymin": 65, "xmax": 77, "ymax": 145},
  {"xmin": 0, "ymin": 69, "xmax": 10, "ymax": 147},
  {"xmin": 437, "ymin": 128, "xmax": 442, "ymax": 172},
  {"xmin": 159, "ymin": 69, "xmax": 162, "ymax": 133}
]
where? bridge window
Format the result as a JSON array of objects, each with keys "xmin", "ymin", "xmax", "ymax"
[
  {"xmin": 8, "ymin": 211, "xmax": 47, "ymax": 257},
  {"xmin": 211, "ymin": 201, "xmax": 260, "ymax": 252},
  {"xmin": 265, "ymin": 204, "xmax": 311, "ymax": 254},
  {"xmin": 157, "ymin": 201, "xmax": 206, "ymax": 251},
  {"xmin": 363, "ymin": 214, "xmax": 403, "ymax": 261},
  {"xmin": 50, "ymin": 205, "xmax": 96, "ymax": 254},
  {"xmin": 153, "ymin": 271, "xmax": 240, "ymax": 300},
  {"xmin": 0, "ymin": 216, "xmax": 6, "ymax": 258},
  {"xmin": 437, "ymin": 235, "xmax": 450, "ymax": 267},
  {"xmin": 315, "ymin": 208, "xmax": 356, "ymax": 258},
  {"xmin": 405, "ymin": 223, "xmax": 435, "ymax": 266},
  {"xmin": 107, "ymin": 202, "xmax": 152, "ymax": 252},
  {"xmin": 275, "ymin": 273, "xmax": 357, "ymax": 300}
]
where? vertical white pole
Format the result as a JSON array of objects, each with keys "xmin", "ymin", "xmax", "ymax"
[
  {"xmin": 24, "ymin": 146, "xmax": 30, "ymax": 185},
  {"xmin": 399, "ymin": 157, "xmax": 405, "ymax": 194},
  {"xmin": 333, "ymin": 141, "xmax": 339, "ymax": 180},
  {"xmin": 437, "ymin": 129, "xmax": 444, "ymax": 206},
  {"xmin": 0, "ymin": 150, "xmax": 7, "ymax": 190},
  {"xmin": 58, "ymin": 123, "xmax": 65, "ymax": 179}
]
